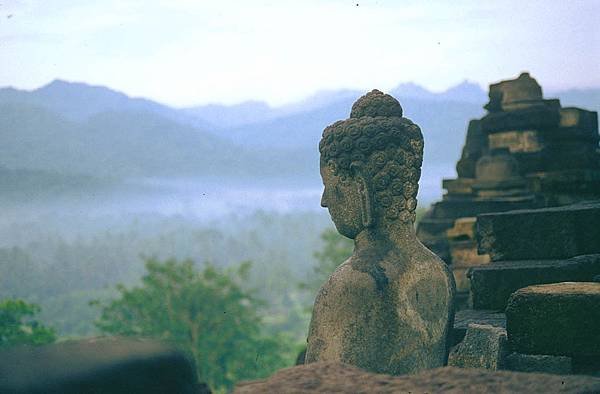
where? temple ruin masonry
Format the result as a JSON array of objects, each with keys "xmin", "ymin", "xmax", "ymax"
[
  {"xmin": 418, "ymin": 73, "xmax": 600, "ymax": 377},
  {"xmin": 448, "ymin": 199, "xmax": 600, "ymax": 375},
  {"xmin": 417, "ymin": 72, "xmax": 600, "ymax": 309}
]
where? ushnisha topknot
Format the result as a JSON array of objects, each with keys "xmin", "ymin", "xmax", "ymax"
[
  {"xmin": 350, "ymin": 89, "xmax": 403, "ymax": 118},
  {"xmin": 319, "ymin": 89, "xmax": 423, "ymax": 223}
]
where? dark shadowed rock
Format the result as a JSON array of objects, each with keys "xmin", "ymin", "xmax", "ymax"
[
  {"xmin": 505, "ymin": 353, "xmax": 572, "ymax": 375},
  {"xmin": 451, "ymin": 309, "xmax": 506, "ymax": 346},
  {"xmin": 456, "ymin": 120, "xmax": 486, "ymax": 178},
  {"xmin": 418, "ymin": 72, "xmax": 600, "ymax": 279},
  {"xmin": 477, "ymin": 201, "xmax": 600, "ymax": 261},
  {"xmin": 480, "ymin": 102, "xmax": 561, "ymax": 133},
  {"xmin": 469, "ymin": 254, "xmax": 600, "ymax": 310},
  {"xmin": 557, "ymin": 107, "xmax": 599, "ymax": 142},
  {"xmin": 487, "ymin": 72, "xmax": 545, "ymax": 113},
  {"xmin": 306, "ymin": 90, "xmax": 455, "ymax": 375},
  {"xmin": 295, "ymin": 347, "xmax": 306, "ymax": 365},
  {"xmin": 234, "ymin": 362, "xmax": 600, "ymax": 393},
  {"xmin": 472, "ymin": 149, "xmax": 531, "ymax": 199},
  {"xmin": 0, "ymin": 337, "xmax": 205, "ymax": 394},
  {"xmin": 506, "ymin": 282, "xmax": 600, "ymax": 358},
  {"xmin": 448, "ymin": 324, "xmax": 508, "ymax": 370}
]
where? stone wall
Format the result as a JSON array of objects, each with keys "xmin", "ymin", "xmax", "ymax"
[
  {"xmin": 449, "ymin": 200, "xmax": 600, "ymax": 376},
  {"xmin": 417, "ymin": 72, "xmax": 600, "ymax": 311}
]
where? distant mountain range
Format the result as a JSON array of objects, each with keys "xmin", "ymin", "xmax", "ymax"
[{"xmin": 0, "ymin": 79, "xmax": 598, "ymax": 188}]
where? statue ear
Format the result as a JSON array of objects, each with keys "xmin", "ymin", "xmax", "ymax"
[{"xmin": 351, "ymin": 163, "xmax": 373, "ymax": 228}]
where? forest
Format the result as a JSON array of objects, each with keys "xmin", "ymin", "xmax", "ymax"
[{"xmin": 0, "ymin": 204, "xmax": 355, "ymax": 392}]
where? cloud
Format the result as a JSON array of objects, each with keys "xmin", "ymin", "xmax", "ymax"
[{"xmin": 0, "ymin": 0, "xmax": 598, "ymax": 106}]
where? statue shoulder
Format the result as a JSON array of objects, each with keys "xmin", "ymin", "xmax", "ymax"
[{"xmin": 410, "ymin": 242, "xmax": 456, "ymax": 302}]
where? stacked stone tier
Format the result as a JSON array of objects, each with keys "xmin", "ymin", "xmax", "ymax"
[
  {"xmin": 477, "ymin": 201, "xmax": 600, "ymax": 262},
  {"xmin": 506, "ymin": 283, "xmax": 600, "ymax": 364},
  {"xmin": 468, "ymin": 254, "xmax": 600, "ymax": 310}
]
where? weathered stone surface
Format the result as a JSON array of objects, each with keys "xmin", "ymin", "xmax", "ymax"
[
  {"xmin": 506, "ymin": 282, "xmax": 600, "ymax": 357},
  {"xmin": 451, "ymin": 309, "xmax": 506, "ymax": 347},
  {"xmin": 448, "ymin": 324, "xmax": 508, "ymax": 370},
  {"xmin": 443, "ymin": 178, "xmax": 476, "ymax": 195},
  {"xmin": 477, "ymin": 201, "xmax": 600, "ymax": 261},
  {"xmin": 527, "ymin": 169, "xmax": 600, "ymax": 191},
  {"xmin": 456, "ymin": 119, "xmax": 487, "ymax": 179},
  {"xmin": 505, "ymin": 353, "xmax": 572, "ymax": 375},
  {"xmin": 454, "ymin": 291, "xmax": 471, "ymax": 312},
  {"xmin": 448, "ymin": 240, "xmax": 490, "ymax": 292},
  {"xmin": 449, "ymin": 241, "xmax": 490, "ymax": 266},
  {"xmin": 417, "ymin": 217, "xmax": 456, "ymax": 240},
  {"xmin": 0, "ymin": 337, "xmax": 203, "ymax": 394},
  {"xmin": 307, "ymin": 90, "xmax": 455, "ymax": 375},
  {"xmin": 491, "ymin": 72, "xmax": 545, "ymax": 112},
  {"xmin": 418, "ymin": 73, "xmax": 600, "ymax": 319},
  {"xmin": 488, "ymin": 130, "xmax": 544, "ymax": 153},
  {"xmin": 469, "ymin": 254, "xmax": 600, "ymax": 310},
  {"xmin": 420, "ymin": 236, "xmax": 451, "ymax": 263},
  {"xmin": 447, "ymin": 217, "xmax": 477, "ymax": 240},
  {"xmin": 234, "ymin": 362, "xmax": 600, "ymax": 394},
  {"xmin": 527, "ymin": 169, "xmax": 600, "ymax": 206},
  {"xmin": 432, "ymin": 197, "xmax": 536, "ymax": 221},
  {"xmin": 541, "ymin": 143, "xmax": 600, "ymax": 172},
  {"xmin": 453, "ymin": 267, "xmax": 472, "ymax": 293},
  {"xmin": 558, "ymin": 107, "xmax": 599, "ymax": 142},
  {"xmin": 480, "ymin": 104, "xmax": 560, "ymax": 133}
]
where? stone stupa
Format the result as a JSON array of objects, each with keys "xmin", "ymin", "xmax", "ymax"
[{"xmin": 417, "ymin": 72, "xmax": 600, "ymax": 307}]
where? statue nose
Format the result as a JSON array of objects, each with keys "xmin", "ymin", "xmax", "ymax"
[{"xmin": 320, "ymin": 191, "xmax": 328, "ymax": 208}]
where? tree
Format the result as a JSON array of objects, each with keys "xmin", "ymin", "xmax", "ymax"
[
  {"xmin": 94, "ymin": 258, "xmax": 290, "ymax": 392},
  {"xmin": 0, "ymin": 299, "xmax": 56, "ymax": 348}
]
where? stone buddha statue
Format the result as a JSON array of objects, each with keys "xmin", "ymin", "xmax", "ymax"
[{"xmin": 305, "ymin": 90, "xmax": 455, "ymax": 375}]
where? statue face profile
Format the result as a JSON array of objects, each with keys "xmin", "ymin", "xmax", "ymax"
[
  {"xmin": 318, "ymin": 89, "xmax": 424, "ymax": 237},
  {"xmin": 320, "ymin": 161, "xmax": 364, "ymax": 239}
]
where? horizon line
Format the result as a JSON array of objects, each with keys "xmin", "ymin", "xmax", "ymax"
[{"xmin": 2, "ymin": 77, "xmax": 599, "ymax": 110}]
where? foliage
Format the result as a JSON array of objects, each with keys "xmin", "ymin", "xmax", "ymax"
[
  {"xmin": 0, "ymin": 211, "xmax": 329, "ymax": 337},
  {"xmin": 94, "ymin": 258, "xmax": 291, "ymax": 392},
  {"xmin": 0, "ymin": 299, "xmax": 56, "ymax": 348}
]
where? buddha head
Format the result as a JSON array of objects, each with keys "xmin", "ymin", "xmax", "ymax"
[{"xmin": 319, "ymin": 89, "xmax": 424, "ymax": 239}]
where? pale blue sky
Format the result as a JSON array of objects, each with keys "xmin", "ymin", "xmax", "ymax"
[{"xmin": 1, "ymin": 0, "xmax": 599, "ymax": 106}]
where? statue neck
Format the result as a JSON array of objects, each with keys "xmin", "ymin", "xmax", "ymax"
[{"xmin": 353, "ymin": 220, "xmax": 417, "ymax": 257}]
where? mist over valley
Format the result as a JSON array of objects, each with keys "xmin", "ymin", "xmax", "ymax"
[{"xmin": 0, "ymin": 78, "xmax": 598, "ymax": 340}]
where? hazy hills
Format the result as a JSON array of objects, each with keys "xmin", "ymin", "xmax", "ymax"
[
  {"xmin": 0, "ymin": 79, "xmax": 598, "ymax": 192},
  {"xmin": 0, "ymin": 80, "xmax": 213, "ymax": 130}
]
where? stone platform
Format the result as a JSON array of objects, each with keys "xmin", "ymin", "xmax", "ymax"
[
  {"xmin": 468, "ymin": 254, "xmax": 600, "ymax": 310},
  {"xmin": 0, "ymin": 337, "xmax": 206, "ymax": 394},
  {"xmin": 506, "ymin": 282, "xmax": 600, "ymax": 358},
  {"xmin": 234, "ymin": 362, "xmax": 600, "ymax": 393},
  {"xmin": 451, "ymin": 309, "xmax": 506, "ymax": 346},
  {"xmin": 477, "ymin": 201, "xmax": 600, "ymax": 262}
]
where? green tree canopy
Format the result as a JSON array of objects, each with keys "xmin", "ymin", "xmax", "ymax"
[
  {"xmin": 0, "ymin": 299, "xmax": 56, "ymax": 348},
  {"xmin": 95, "ymin": 258, "xmax": 290, "ymax": 392}
]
